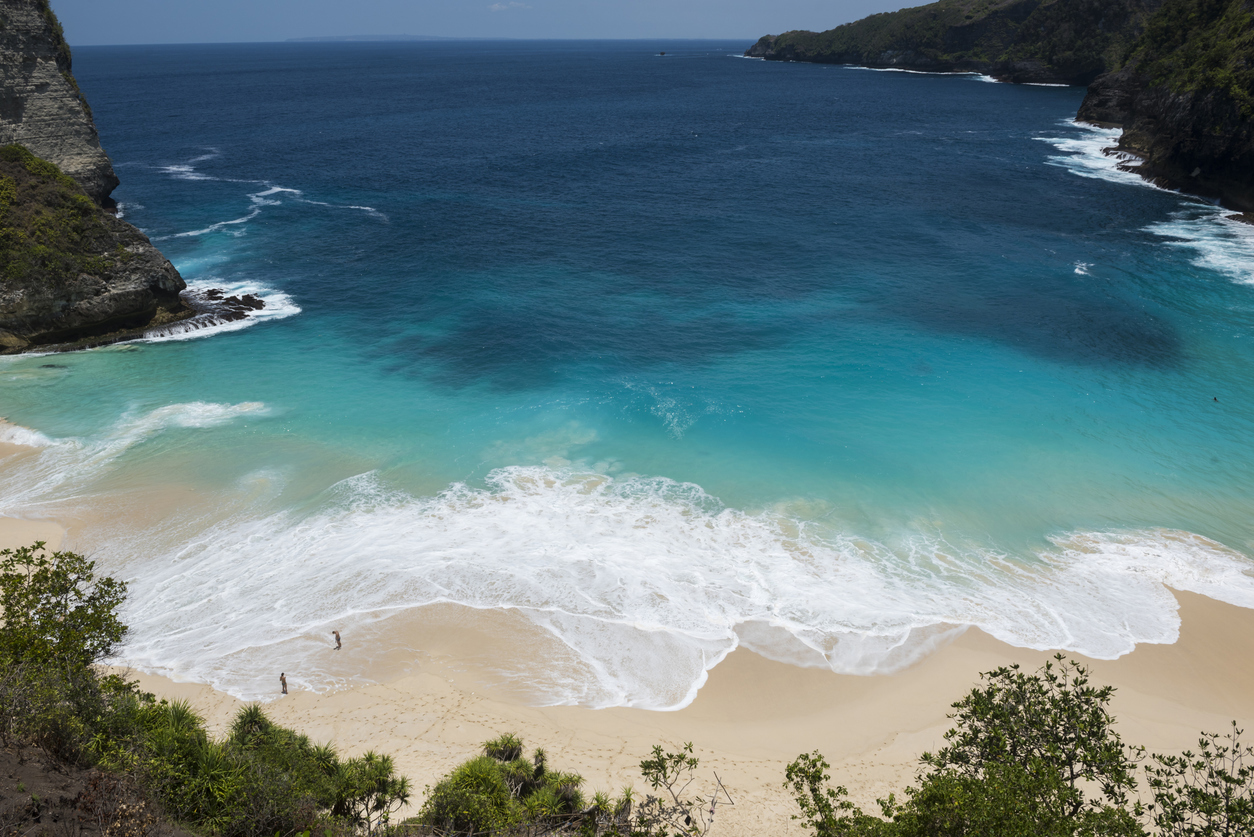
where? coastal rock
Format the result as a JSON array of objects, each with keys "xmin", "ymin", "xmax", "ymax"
[
  {"xmin": 0, "ymin": 215, "xmax": 186, "ymax": 351},
  {"xmin": 1077, "ymin": 0, "xmax": 1254, "ymax": 211},
  {"xmin": 0, "ymin": 0, "xmax": 118, "ymax": 205},
  {"xmin": 0, "ymin": 145, "xmax": 188, "ymax": 351}
]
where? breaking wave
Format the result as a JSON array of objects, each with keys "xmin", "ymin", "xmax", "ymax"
[{"xmin": 38, "ymin": 460, "xmax": 1251, "ymax": 707}]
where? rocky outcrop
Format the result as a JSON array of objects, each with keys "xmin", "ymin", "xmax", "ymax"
[
  {"xmin": 0, "ymin": 144, "xmax": 189, "ymax": 352},
  {"xmin": 0, "ymin": 0, "xmax": 192, "ymax": 352},
  {"xmin": 746, "ymin": 0, "xmax": 1162, "ymax": 86},
  {"xmin": 1077, "ymin": 0, "xmax": 1254, "ymax": 211},
  {"xmin": 0, "ymin": 0, "xmax": 118, "ymax": 205}
]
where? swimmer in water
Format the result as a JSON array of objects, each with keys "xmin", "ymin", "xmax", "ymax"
[{"xmin": 332, "ymin": 630, "xmax": 342, "ymax": 650}]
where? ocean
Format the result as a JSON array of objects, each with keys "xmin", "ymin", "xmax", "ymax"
[{"xmin": 3, "ymin": 40, "xmax": 1254, "ymax": 708}]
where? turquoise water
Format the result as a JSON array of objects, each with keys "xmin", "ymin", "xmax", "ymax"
[{"xmin": 2, "ymin": 41, "xmax": 1254, "ymax": 706}]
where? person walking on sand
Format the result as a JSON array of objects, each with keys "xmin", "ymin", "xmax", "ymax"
[
  {"xmin": 280, "ymin": 672, "xmax": 288, "ymax": 695},
  {"xmin": 332, "ymin": 630, "xmax": 341, "ymax": 650}
]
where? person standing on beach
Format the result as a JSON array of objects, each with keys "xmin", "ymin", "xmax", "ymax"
[
  {"xmin": 332, "ymin": 630, "xmax": 341, "ymax": 650},
  {"xmin": 280, "ymin": 672, "xmax": 287, "ymax": 695}
]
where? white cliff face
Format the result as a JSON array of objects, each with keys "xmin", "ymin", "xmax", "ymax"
[{"xmin": 0, "ymin": 0, "xmax": 119, "ymax": 204}]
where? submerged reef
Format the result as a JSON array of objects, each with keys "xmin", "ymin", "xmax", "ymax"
[{"xmin": 0, "ymin": 0, "xmax": 191, "ymax": 351}]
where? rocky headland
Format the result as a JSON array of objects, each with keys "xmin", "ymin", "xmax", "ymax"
[
  {"xmin": 749, "ymin": 0, "xmax": 1253, "ymax": 211},
  {"xmin": 0, "ymin": 0, "xmax": 192, "ymax": 353},
  {"xmin": 1077, "ymin": 0, "xmax": 1254, "ymax": 211},
  {"xmin": 746, "ymin": 0, "xmax": 1162, "ymax": 85}
]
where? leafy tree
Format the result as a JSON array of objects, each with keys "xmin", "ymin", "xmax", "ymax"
[
  {"xmin": 784, "ymin": 656, "xmax": 1144, "ymax": 837},
  {"xmin": 1145, "ymin": 722, "xmax": 1254, "ymax": 837},
  {"xmin": 921, "ymin": 654, "xmax": 1141, "ymax": 822},
  {"xmin": 0, "ymin": 541, "xmax": 127, "ymax": 671}
]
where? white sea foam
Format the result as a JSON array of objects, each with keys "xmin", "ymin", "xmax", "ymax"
[
  {"xmin": 1035, "ymin": 121, "xmax": 1152, "ymax": 189},
  {"xmin": 1074, "ymin": 262, "xmax": 1092, "ymax": 275},
  {"xmin": 0, "ymin": 421, "xmax": 55, "ymax": 449},
  {"xmin": 0, "ymin": 402, "xmax": 268, "ymax": 509},
  {"xmin": 142, "ymin": 279, "xmax": 302, "ymax": 342},
  {"xmin": 843, "ymin": 65, "xmax": 985, "ymax": 78},
  {"xmin": 5, "ymin": 407, "xmax": 1252, "ymax": 709},
  {"xmin": 1146, "ymin": 209, "xmax": 1254, "ymax": 285},
  {"xmin": 159, "ymin": 164, "xmax": 215, "ymax": 182},
  {"xmin": 156, "ymin": 177, "xmax": 387, "ymax": 239},
  {"xmin": 44, "ymin": 464, "xmax": 1248, "ymax": 707},
  {"xmin": 1038, "ymin": 122, "xmax": 1254, "ymax": 285}
]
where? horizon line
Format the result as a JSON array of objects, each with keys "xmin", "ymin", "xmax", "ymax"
[{"xmin": 72, "ymin": 36, "xmax": 764, "ymax": 48}]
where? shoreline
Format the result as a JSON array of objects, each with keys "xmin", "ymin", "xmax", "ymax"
[
  {"xmin": 109, "ymin": 590, "xmax": 1254, "ymax": 836},
  {"xmin": 2, "ymin": 512, "xmax": 1252, "ymax": 832}
]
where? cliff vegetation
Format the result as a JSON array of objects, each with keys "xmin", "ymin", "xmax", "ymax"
[
  {"xmin": 1078, "ymin": 0, "xmax": 1254, "ymax": 210},
  {"xmin": 0, "ymin": 144, "xmax": 188, "ymax": 351},
  {"xmin": 0, "ymin": 143, "xmax": 115, "ymax": 287},
  {"xmin": 1136, "ymin": 0, "xmax": 1254, "ymax": 116},
  {"xmin": 0, "ymin": 542, "xmax": 412, "ymax": 837},
  {"xmin": 745, "ymin": 0, "xmax": 1163, "ymax": 85}
]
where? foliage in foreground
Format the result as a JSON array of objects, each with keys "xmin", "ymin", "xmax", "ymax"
[
  {"xmin": 0, "ymin": 542, "xmax": 410, "ymax": 837},
  {"xmin": 785, "ymin": 655, "xmax": 1254, "ymax": 837},
  {"xmin": 415, "ymin": 735, "xmax": 731, "ymax": 836}
]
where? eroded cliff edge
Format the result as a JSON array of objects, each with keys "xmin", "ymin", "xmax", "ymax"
[{"xmin": 0, "ymin": 0, "xmax": 190, "ymax": 352}]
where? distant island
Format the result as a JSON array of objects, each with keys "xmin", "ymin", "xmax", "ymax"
[{"xmin": 748, "ymin": 0, "xmax": 1253, "ymax": 212}]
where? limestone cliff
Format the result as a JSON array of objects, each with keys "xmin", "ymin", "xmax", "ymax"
[
  {"xmin": 0, "ymin": 0, "xmax": 117, "ymax": 205},
  {"xmin": 746, "ymin": 0, "xmax": 1162, "ymax": 86},
  {"xmin": 0, "ymin": 0, "xmax": 191, "ymax": 352}
]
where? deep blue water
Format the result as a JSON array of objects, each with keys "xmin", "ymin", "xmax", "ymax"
[{"xmin": 2, "ymin": 41, "xmax": 1253, "ymax": 705}]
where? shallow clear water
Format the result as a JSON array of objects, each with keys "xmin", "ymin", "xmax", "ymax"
[{"xmin": 3, "ymin": 41, "xmax": 1254, "ymax": 707}]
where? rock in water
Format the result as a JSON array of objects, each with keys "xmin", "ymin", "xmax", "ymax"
[{"xmin": 0, "ymin": 0, "xmax": 191, "ymax": 352}]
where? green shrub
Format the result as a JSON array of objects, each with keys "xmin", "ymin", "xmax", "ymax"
[
  {"xmin": 418, "ymin": 755, "xmax": 521, "ymax": 835},
  {"xmin": 786, "ymin": 656, "xmax": 1252, "ymax": 837}
]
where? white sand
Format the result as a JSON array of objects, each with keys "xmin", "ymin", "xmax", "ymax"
[{"xmin": 104, "ymin": 593, "xmax": 1254, "ymax": 836}]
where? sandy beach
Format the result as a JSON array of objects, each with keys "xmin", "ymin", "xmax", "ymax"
[
  {"xmin": 101, "ymin": 591, "xmax": 1254, "ymax": 837},
  {"xmin": 1, "ymin": 506, "xmax": 1246, "ymax": 835}
]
